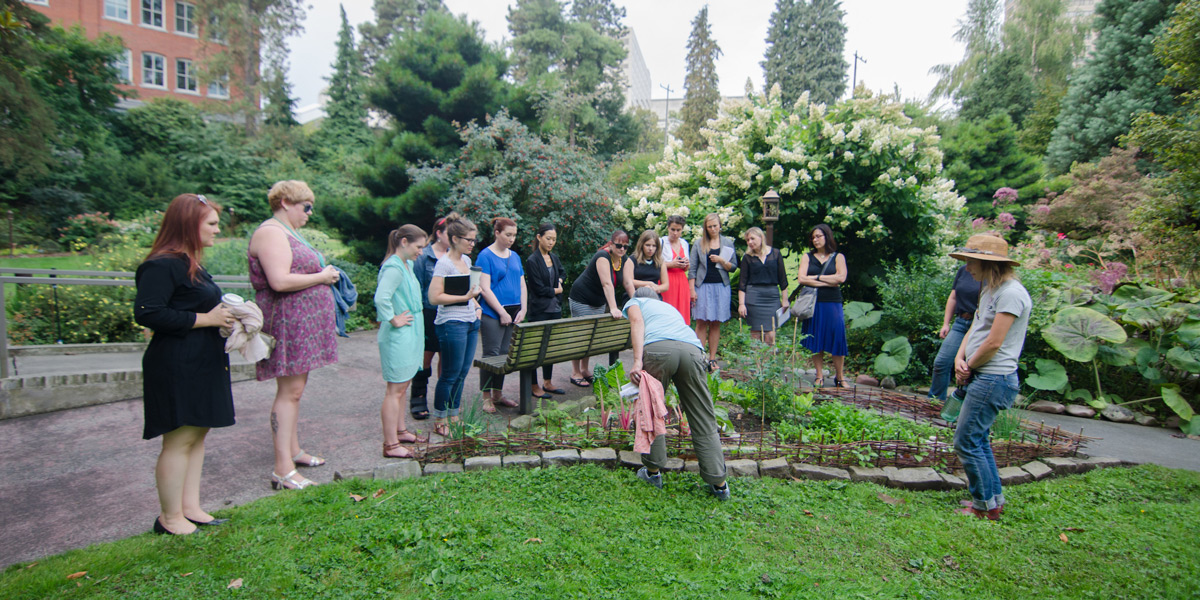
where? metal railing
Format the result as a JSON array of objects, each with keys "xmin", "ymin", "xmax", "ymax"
[{"xmin": 0, "ymin": 268, "xmax": 253, "ymax": 378}]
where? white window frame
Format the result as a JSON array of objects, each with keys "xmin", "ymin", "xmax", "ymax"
[
  {"xmin": 141, "ymin": 52, "xmax": 166, "ymax": 89},
  {"xmin": 140, "ymin": 0, "xmax": 165, "ymax": 30},
  {"xmin": 103, "ymin": 0, "xmax": 130, "ymax": 23},
  {"xmin": 23, "ymin": 0, "xmax": 50, "ymax": 6},
  {"xmin": 174, "ymin": 1, "xmax": 196, "ymax": 37},
  {"xmin": 175, "ymin": 58, "xmax": 198, "ymax": 94},
  {"xmin": 113, "ymin": 49, "xmax": 133, "ymax": 84},
  {"xmin": 207, "ymin": 76, "xmax": 229, "ymax": 99},
  {"xmin": 205, "ymin": 15, "xmax": 226, "ymax": 45}
]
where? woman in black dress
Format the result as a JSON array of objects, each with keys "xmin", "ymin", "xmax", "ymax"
[
  {"xmin": 134, "ymin": 194, "xmax": 236, "ymax": 535},
  {"xmin": 631, "ymin": 229, "xmax": 669, "ymax": 297},
  {"xmin": 524, "ymin": 223, "xmax": 567, "ymax": 398}
]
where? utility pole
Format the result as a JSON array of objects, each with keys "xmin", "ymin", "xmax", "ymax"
[
  {"xmin": 852, "ymin": 51, "xmax": 867, "ymax": 95},
  {"xmin": 659, "ymin": 83, "xmax": 674, "ymax": 147}
]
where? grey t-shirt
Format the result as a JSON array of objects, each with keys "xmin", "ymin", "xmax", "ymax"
[
  {"xmin": 432, "ymin": 255, "xmax": 479, "ymax": 325},
  {"xmin": 962, "ymin": 278, "xmax": 1032, "ymax": 375}
]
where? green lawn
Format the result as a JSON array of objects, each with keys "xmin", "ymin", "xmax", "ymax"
[
  {"xmin": 0, "ymin": 255, "xmax": 97, "ymax": 304},
  {"xmin": 2, "ymin": 464, "xmax": 1197, "ymax": 599}
]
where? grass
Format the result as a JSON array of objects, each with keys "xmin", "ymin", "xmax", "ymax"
[
  {"xmin": 0, "ymin": 254, "xmax": 99, "ymax": 304},
  {"xmin": 2, "ymin": 464, "xmax": 1198, "ymax": 599}
]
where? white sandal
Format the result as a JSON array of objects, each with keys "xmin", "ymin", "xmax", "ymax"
[
  {"xmin": 271, "ymin": 469, "xmax": 316, "ymax": 490},
  {"xmin": 292, "ymin": 451, "xmax": 326, "ymax": 467}
]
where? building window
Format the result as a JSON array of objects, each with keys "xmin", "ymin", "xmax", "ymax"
[
  {"xmin": 206, "ymin": 15, "xmax": 226, "ymax": 44},
  {"xmin": 174, "ymin": 2, "xmax": 196, "ymax": 36},
  {"xmin": 175, "ymin": 58, "xmax": 197, "ymax": 93},
  {"xmin": 23, "ymin": 0, "xmax": 50, "ymax": 6},
  {"xmin": 113, "ymin": 49, "xmax": 132, "ymax": 84},
  {"xmin": 141, "ymin": 52, "xmax": 165, "ymax": 88},
  {"xmin": 141, "ymin": 0, "xmax": 164, "ymax": 29},
  {"xmin": 104, "ymin": 0, "xmax": 130, "ymax": 22},
  {"xmin": 207, "ymin": 76, "xmax": 229, "ymax": 99}
]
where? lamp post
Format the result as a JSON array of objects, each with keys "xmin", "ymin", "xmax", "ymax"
[{"xmin": 760, "ymin": 189, "xmax": 780, "ymax": 246}]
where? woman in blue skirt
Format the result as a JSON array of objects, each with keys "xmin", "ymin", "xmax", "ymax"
[
  {"xmin": 797, "ymin": 224, "xmax": 849, "ymax": 387},
  {"xmin": 688, "ymin": 213, "xmax": 737, "ymax": 371}
]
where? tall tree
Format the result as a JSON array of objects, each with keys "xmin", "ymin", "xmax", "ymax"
[
  {"xmin": 262, "ymin": 65, "xmax": 299, "ymax": 129},
  {"xmin": 1045, "ymin": 0, "xmax": 1180, "ymax": 173},
  {"xmin": 195, "ymin": 0, "xmax": 307, "ymax": 134},
  {"xmin": 942, "ymin": 112, "xmax": 1044, "ymax": 214},
  {"xmin": 762, "ymin": 0, "xmax": 848, "ymax": 106},
  {"xmin": 928, "ymin": 0, "xmax": 1002, "ymax": 102},
  {"xmin": 1002, "ymin": 0, "xmax": 1086, "ymax": 89},
  {"xmin": 358, "ymin": 0, "xmax": 445, "ymax": 74},
  {"xmin": 957, "ymin": 48, "xmax": 1035, "ymax": 125},
  {"xmin": 678, "ymin": 7, "xmax": 722, "ymax": 152},
  {"xmin": 568, "ymin": 0, "xmax": 627, "ymax": 39},
  {"xmin": 317, "ymin": 5, "xmax": 372, "ymax": 149}
]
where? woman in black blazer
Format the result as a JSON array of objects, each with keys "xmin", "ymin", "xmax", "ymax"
[{"xmin": 524, "ymin": 223, "xmax": 567, "ymax": 398}]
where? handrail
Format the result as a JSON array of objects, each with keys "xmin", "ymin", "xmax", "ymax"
[{"xmin": 1, "ymin": 268, "xmax": 252, "ymax": 377}]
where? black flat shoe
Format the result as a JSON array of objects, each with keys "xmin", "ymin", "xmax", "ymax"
[
  {"xmin": 544, "ymin": 386, "xmax": 566, "ymax": 395},
  {"xmin": 187, "ymin": 517, "xmax": 229, "ymax": 526},
  {"xmin": 153, "ymin": 518, "xmax": 181, "ymax": 535},
  {"xmin": 532, "ymin": 391, "xmax": 552, "ymax": 399}
]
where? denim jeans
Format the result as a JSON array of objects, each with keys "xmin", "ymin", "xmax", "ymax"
[
  {"xmin": 434, "ymin": 319, "xmax": 480, "ymax": 419},
  {"xmin": 953, "ymin": 371, "xmax": 1019, "ymax": 510},
  {"xmin": 929, "ymin": 316, "xmax": 972, "ymax": 401}
]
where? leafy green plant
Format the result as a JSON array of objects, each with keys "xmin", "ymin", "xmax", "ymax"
[
  {"xmin": 1042, "ymin": 306, "xmax": 1128, "ymax": 407},
  {"xmin": 844, "ymin": 301, "xmax": 882, "ymax": 330},
  {"xmin": 873, "ymin": 336, "xmax": 913, "ymax": 376}
]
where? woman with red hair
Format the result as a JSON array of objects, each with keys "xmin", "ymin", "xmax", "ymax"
[{"xmin": 135, "ymin": 193, "xmax": 235, "ymax": 535}]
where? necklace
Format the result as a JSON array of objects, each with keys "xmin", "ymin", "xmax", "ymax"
[{"xmin": 272, "ymin": 216, "xmax": 325, "ymax": 267}]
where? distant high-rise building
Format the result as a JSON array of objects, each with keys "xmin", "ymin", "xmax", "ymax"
[
  {"xmin": 622, "ymin": 30, "xmax": 651, "ymax": 111},
  {"xmin": 23, "ymin": 0, "xmax": 244, "ymax": 108}
]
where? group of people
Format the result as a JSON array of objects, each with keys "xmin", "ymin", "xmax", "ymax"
[{"xmin": 134, "ymin": 179, "xmax": 1029, "ymax": 533}]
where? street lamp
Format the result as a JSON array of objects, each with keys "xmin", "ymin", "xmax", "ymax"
[{"xmin": 760, "ymin": 189, "xmax": 780, "ymax": 246}]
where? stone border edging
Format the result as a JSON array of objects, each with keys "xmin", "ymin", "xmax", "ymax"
[{"xmin": 333, "ymin": 450, "xmax": 1132, "ymax": 491}]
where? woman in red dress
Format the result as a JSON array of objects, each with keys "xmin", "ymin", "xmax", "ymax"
[{"xmin": 660, "ymin": 215, "xmax": 691, "ymax": 325}]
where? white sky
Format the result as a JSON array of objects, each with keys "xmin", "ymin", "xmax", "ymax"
[{"xmin": 288, "ymin": 0, "xmax": 968, "ymax": 110}]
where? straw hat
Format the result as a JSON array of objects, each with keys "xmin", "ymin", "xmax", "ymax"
[{"xmin": 949, "ymin": 234, "xmax": 1020, "ymax": 266}]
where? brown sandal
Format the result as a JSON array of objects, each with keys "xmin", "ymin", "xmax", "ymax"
[
  {"xmin": 481, "ymin": 400, "xmax": 497, "ymax": 414},
  {"xmin": 382, "ymin": 442, "xmax": 413, "ymax": 459},
  {"xmin": 434, "ymin": 421, "xmax": 450, "ymax": 437},
  {"xmin": 494, "ymin": 395, "xmax": 519, "ymax": 408},
  {"xmin": 396, "ymin": 429, "xmax": 429, "ymax": 443}
]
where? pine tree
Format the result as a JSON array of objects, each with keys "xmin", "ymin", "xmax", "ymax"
[
  {"xmin": 678, "ymin": 7, "xmax": 722, "ymax": 152},
  {"xmin": 359, "ymin": 0, "xmax": 445, "ymax": 74},
  {"xmin": 318, "ymin": 5, "xmax": 371, "ymax": 149},
  {"xmin": 568, "ymin": 0, "xmax": 627, "ymax": 39},
  {"xmin": 762, "ymin": 0, "xmax": 847, "ymax": 106},
  {"xmin": 262, "ymin": 65, "xmax": 299, "ymax": 129},
  {"xmin": 928, "ymin": 0, "xmax": 1002, "ymax": 102}
]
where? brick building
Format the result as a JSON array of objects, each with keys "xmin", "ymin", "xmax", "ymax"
[{"xmin": 23, "ymin": 0, "xmax": 237, "ymax": 107}]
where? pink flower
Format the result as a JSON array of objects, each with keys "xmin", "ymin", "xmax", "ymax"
[
  {"xmin": 971, "ymin": 217, "xmax": 989, "ymax": 230},
  {"xmin": 1065, "ymin": 263, "xmax": 1073, "ymax": 269},
  {"xmin": 996, "ymin": 212, "xmax": 1017, "ymax": 230},
  {"xmin": 1035, "ymin": 205, "xmax": 1050, "ymax": 216},
  {"xmin": 1056, "ymin": 232, "xmax": 1066, "ymax": 240},
  {"xmin": 992, "ymin": 187, "xmax": 1019, "ymax": 204}
]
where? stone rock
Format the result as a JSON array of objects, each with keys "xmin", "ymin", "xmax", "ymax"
[
  {"xmin": 662, "ymin": 457, "xmax": 685, "ymax": 472},
  {"xmin": 1020, "ymin": 461, "xmax": 1053, "ymax": 480},
  {"xmin": 509, "ymin": 415, "xmax": 535, "ymax": 431},
  {"xmin": 886, "ymin": 467, "xmax": 946, "ymax": 490},
  {"xmin": 792, "ymin": 464, "xmax": 851, "ymax": 481},
  {"xmin": 541, "ymin": 449, "xmax": 580, "ymax": 467},
  {"xmin": 464, "ymin": 456, "xmax": 502, "ymax": 471},
  {"xmin": 940, "ymin": 472, "xmax": 967, "ymax": 490},
  {"xmin": 880, "ymin": 377, "xmax": 897, "ymax": 390},
  {"xmin": 848, "ymin": 465, "xmax": 888, "ymax": 485},
  {"xmin": 1134, "ymin": 413, "xmax": 1159, "ymax": 427},
  {"xmin": 374, "ymin": 460, "xmax": 422, "ymax": 481},
  {"xmin": 759, "ymin": 458, "xmax": 790, "ymax": 479},
  {"xmin": 684, "ymin": 460, "xmax": 700, "ymax": 473},
  {"xmin": 1041, "ymin": 457, "xmax": 1081, "ymax": 474},
  {"xmin": 856, "ymin": 374, "xmax": 880, "ymax": 387},
  {"xmin": 579, "ymin": 448, "xmax": 617, "ymax": 467},
  {"xmin": 915, "ymin": 386, "xmax": 931, "ymax": 395},
  {"xmin": 333, "ymin": 469, "xmax": 374, "ymax": 481},
  {"xmin": 1077, "ymin": 456, "xmax": 1124, "ymax": 470},
  {"xmin": 726, "ymin": 459, "xmax": 760, "ymax": 477},
  {"xmin": 1065, "ymin": 405, "xmax": 1096, "ymax": 418},
  {"xmin": 618, "ymin": 450, "xmax": 643, "ymax": 469},
  {"xmin": 998, "ymin": 466, "xmax": 1032, "ymax": 485},
  {"xmin": 1101, "ymin": 404, "xmax": 1136, "ymax": 423},
  {"xmin": 423, "ymin": 463, "xmax": 464, "ymax": 476},
  {"xmin": 503, "ymin": 454, "xmax": 542, "ymax": 469},
  {"xmin": 1165, "ymin": 416, "xmax": 1183, "ymax": 430},
  {"xmin": 1027, "ymin": 400, "xmax": 1066, "ymax": 414},
  {"xmin": 896, "ymin": 385, "xmax": 914, "ymax": 394}
]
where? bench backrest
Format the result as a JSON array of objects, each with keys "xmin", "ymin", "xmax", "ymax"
[{"xmin": 502, "ymin": 314, "xmax": 630, "ymax": 372}]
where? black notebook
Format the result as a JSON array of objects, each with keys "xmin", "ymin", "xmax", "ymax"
[{"xmin": 443, "ymin": 273, "xmax": 470, "ymax": 307}]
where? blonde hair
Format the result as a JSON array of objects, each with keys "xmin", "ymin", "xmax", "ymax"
[
  {"xmin": 743, "ymin": 227, "xmax": 768, "ymax": 259},
  {"xmin": 633, "ymin": 230, "xmax": 663, "ymax": 267},
  {"xmin": 695, "ymin": 213, "xmax": 721, "ymax": 250},
  {"xmin": 975, "ymin": 260, "xmax": 1018, "ymax": 290},
  {"xmin": 267, "ymin": 180, "xmax": 314, "ymax": 212}
]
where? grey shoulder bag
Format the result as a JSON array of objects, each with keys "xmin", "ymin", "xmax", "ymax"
[{"xmin": 790, "ymin": 252, "xmax": 836, "ymax": 321}]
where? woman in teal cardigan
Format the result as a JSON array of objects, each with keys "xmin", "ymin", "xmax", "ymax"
[{"xmin": 375, "ymin": 224, "xmax": 429, "ymax": 459}]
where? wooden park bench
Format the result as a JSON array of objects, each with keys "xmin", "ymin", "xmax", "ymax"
[{"xmin": 474, "ymin": 314, "xmax": 631, "ymax": 415}]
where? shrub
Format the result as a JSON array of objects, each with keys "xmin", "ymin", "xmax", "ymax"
[{"xmin": 58, "ymin": 212, "xmax": 120, "ymax": 252}]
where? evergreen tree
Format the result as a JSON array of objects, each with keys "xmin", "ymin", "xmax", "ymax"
[
  {"xmin": 262, "ymin": 66, "xmax": 299, "ymax": 129},
  {"xmin": 678, "ymin": 7, "xmax": 722, "ymax": 152},
  {"xmin": 942, "ymin": 112, "xmax": 1044, "ymax": 213},
  {"xmin": 929, "ymin": 0, "xmax": 1002, "ymax": 102},
  {"xmin": 317, "ymin": 5, "xmax": 371, "ymax": 149},
  {"xmin": 957, "ymin": 48, "xmax": 1035, "ymax": 125},
  {"xmin": 762, "ymin": 0, "xmax": 848, "ymax": 106},
  {"xmin": 568, "ymin": 0, "xmax": 627, "ymax": 39},
  {"xmin": 1045, "ymin": 0, "xmax": 1180, "ymax": 173},
  {"xmin": 1018, "ymin": 82, "xmax": 1066, "ymax": 156},
  {"xmin": 358, "ymin": 0, "xmax": 445, "ymax": 74}
]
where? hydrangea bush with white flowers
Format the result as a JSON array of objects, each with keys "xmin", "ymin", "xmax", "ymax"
[{"xmin": 622, "ymin": 84, "xmax": 966, "ymax": 287}]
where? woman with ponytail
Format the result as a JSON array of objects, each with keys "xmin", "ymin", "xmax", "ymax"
[
  {"xmin": 524, "ymin": 223, "xmax": 567, "ymax": 398},
  {"xmin": 426, "ymin": 213, "xmax": 483, "ymax": 437},
  {"xmin": 375, "ymin": 224, "xmax": 429, "ymax": 458}
]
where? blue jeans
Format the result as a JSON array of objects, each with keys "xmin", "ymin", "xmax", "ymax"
[
  {"xmin": 929, "ymin": 317, "xmax": 972, "ymax": 401},
  {"xmin": 434, "ymin": 319, "xmax": 479, "ymax": 419},
  {"xmin": 953, "ymin": 371, "xmax": 1019, "ymax": 511}
]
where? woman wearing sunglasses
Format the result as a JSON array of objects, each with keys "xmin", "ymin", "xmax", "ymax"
[
  {"xmin": 567, "ymin": 230, "xmax": 636, "ymax": 386},
  {"xmin": 247, "ymin": 180, "xmax": 340, "ymax": 490}
]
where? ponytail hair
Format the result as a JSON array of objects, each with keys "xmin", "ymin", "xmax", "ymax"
[
  {"xmin": 444, "ymin": 212, "xmax": 476, "ymax": 243},
  {"xmin": 533, "ymin": 222, "xmax": 556, "ymax": 251},
  {"xmin": 492, "ymin": 216, "xmax": 516, "ymax": 234},
  {"xmin": 743, "ymin": 227, "xmax": 767, "ymax": 259},
  {"xmin": 384, "ymin": 224, "xmax": 428, "ymax": 262}
]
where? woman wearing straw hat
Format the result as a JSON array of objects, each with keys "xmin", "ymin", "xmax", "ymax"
[{"xmin": 949, "ymin": 234, "xmax": 1032, "ymax": 522}]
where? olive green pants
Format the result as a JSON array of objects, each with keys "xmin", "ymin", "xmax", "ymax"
[{"xmin": 640, "ymin": 340, "xmax": 727, "ymax": 486}]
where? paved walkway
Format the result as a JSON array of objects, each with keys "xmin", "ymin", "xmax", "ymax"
[{"xmin": 0, "ymin": 331, "xmax": 1197, "ymax": 568}]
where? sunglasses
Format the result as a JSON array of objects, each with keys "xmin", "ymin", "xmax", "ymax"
[
  {"xmin": 612, "ymin": 243, "xmax": 629, "ymax": 250},
  {"xmin": 301, "ymin": 203, "xmax": 313, "ymax": 214}
]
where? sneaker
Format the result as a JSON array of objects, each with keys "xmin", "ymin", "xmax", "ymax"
[
  {"xmin": 636, "ymin": 467, "xmax": 662, "ymax": 489},
  {"xmin": 708, "ymin": 483, "xmax": 731, "ymax": 501}
]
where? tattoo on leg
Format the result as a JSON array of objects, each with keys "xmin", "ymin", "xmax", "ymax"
[{"xmin": 270, "ymin": 411, "xmax": 279, "ymax": 434}]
